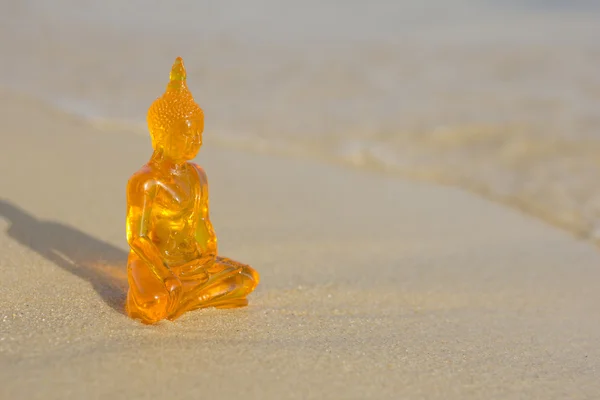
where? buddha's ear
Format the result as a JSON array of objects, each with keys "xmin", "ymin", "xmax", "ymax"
[
  {"xmin": 148, "ymin": 126, "xmax": 166, "ymax": 150},
  {"xmin": 188, "ymin": 116, "xmax": 204, "ymax": 134}
]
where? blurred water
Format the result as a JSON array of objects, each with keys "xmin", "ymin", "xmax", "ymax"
[{"xmin": 1, "ymin": 0, "xmax": 600, "ymax": 240}]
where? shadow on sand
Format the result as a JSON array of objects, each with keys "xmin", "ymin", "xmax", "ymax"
[{"xmin": 0, "ymin": 199, "xmax": 128, "ymax": 314}]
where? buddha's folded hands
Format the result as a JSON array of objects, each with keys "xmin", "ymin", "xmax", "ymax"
[{"xmin": 164, "ymin": 274, "xmax": 183, "ymax": 316}]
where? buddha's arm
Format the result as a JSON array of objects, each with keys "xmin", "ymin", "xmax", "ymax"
[
  {"xmin": 194, "ymin": 165, "xmax": 218, "ymax": 257},
  {"xmin": 126, "ymin": 178, "xmax": 174, "ymax": 284}
]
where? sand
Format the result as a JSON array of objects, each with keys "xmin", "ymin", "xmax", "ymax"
[{"xmin": 1, "ymin": 90, "xmax": 599, "ymax": 399}]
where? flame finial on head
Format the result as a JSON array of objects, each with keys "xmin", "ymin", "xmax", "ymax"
[{"xmin": 168, "ymin": 57, "xmax": 187, "ymax": 89}]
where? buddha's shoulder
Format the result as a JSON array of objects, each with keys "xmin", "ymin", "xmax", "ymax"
[
  {"xmin": 127, "ymin": 165, "xmax": 159, "ymax": 188},
  {"xmin": 187, "ymin": 162, "xmax": 208, "ymax": 183}
]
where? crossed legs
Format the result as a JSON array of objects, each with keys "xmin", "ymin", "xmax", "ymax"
[{"xmin": 126, "ymin": 254, "xmax": 259, "ymax": 324}]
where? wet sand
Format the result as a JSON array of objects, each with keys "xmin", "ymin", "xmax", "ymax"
[{"xmin": 1, "ymin": 91, "xmax": 599, "ymax": 399}]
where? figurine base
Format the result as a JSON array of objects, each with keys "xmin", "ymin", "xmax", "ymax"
[{"xmin": 126, "ymin": 255, "xmax": 259, "ymax": 324}]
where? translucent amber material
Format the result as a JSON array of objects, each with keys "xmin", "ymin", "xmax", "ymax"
[{"xmin": 125, "ymin": 57, "xmax": 259, "ymax": 324}]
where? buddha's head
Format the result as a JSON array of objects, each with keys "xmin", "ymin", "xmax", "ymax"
[{"xmin": 147, "ymin": 57, "xmax": 204, "ymax": 162}]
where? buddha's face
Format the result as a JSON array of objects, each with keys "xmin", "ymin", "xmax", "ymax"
[{"xmin": 153, "ymin": 117, "xmax": 204, "ymax": 162}]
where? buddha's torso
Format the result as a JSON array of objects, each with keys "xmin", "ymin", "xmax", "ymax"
[{"xmin": 140, "ymin": 163, "xmax": 210, "ymax": 266}]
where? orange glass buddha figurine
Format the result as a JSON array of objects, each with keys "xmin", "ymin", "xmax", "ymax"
[{"xmin": 125, "ymin": 57, "xmax": 259, "ymax": 324}]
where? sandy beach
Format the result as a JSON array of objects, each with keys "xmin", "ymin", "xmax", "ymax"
[
  {"xmin": 1, "ymin": 90, "xmax": 599, "ymax": 399},
  {"xmin": 1, "ymin": 2, "xmax": 600, "ymax": 398}
]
